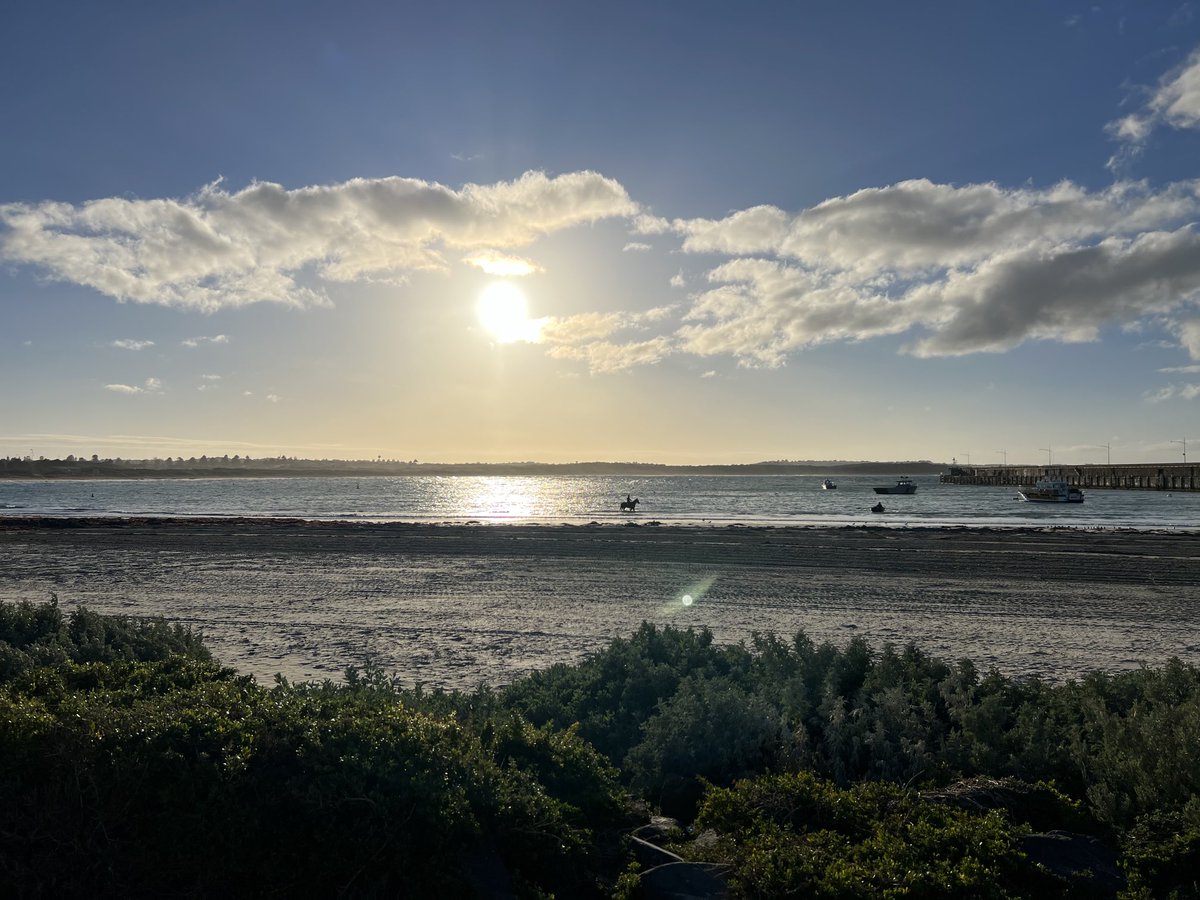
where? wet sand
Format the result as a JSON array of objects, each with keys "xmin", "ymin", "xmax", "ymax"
[{"xmin": 1, "ymin": 517, "xmax": 1197, "ymax": 688}]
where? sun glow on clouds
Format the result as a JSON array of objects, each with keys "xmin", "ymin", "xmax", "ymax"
[{"xmin": 463, "ymin": 250, "xmax": 543, "ymax": 277}]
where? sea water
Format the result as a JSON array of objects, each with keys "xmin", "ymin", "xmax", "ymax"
[{"xmin": 1, "ymin": 473, "xmax": 1198, "ymax": 529}]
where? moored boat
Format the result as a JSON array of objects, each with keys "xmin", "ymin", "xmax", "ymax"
[
  {"xmin": 1018, "ymin": 479, "xmax": 1084, "ymax": 503},
  {"xmin": 873, "ymin": 477, "xmax": 917, "ymax": 495},
  {"xmin": 821, "ymin": 478, "xmax": 837, "ymax": 490}
]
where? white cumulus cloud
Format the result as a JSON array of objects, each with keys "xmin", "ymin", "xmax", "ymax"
[
  {"xmin": 664, "ymin": 178, "xmax": 1200, "ymax": 365},
  {"xmin": 0, "ymin": 171, "xmax": 636, "ymax": 312},
  {"xmin": 1107, "ymin": 44, "xmax": 1200, "ymax": 164},
  {"xmin": 111, "ymin": 339, "xmax": 154, "ymax": 350},
  {"xmin": 462, "ymin": 250, "xmax": 544, "ymax": 276},
  {"xmin": 105, "ymin": 377, "xmax": 163, "ymax": 395},
  {"xmin": 181, "ymin": 334, "xmax": 230, "ymax": 348},
  {"xmin": 1145, "ymin": 383, "xmax": 1200, "ymax": 402}
]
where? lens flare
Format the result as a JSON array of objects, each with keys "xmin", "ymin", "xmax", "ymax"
[{"xmin": 663, "ymin": 576, "xmax": 716, "ymax": 615}]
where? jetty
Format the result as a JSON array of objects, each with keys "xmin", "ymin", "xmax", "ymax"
[{"xmin": 940, "ymin": 464, "xmax": 1198, "ymax": 492}]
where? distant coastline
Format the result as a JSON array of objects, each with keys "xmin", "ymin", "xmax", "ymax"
[{"xmin": 0, "ymin": 458, "xmax": 947, "ymax": 480}]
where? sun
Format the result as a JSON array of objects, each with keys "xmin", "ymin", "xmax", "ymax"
[{"xmin": 478, "ymin": 281, "xmax": 539, "ymax": 343}]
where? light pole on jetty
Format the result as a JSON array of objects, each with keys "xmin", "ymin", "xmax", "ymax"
[
  {"xmin": 1039, "ymin": 447, "xmax": 1052, "ymax": 466},
  {"xmin": 995, "ymin": 449, "xmax": 1007, "ymax": 466},
  {"xmin": 1090, "ymin": 444, "xmax": 1111, "ymax": 465},
  {"xmin": 1171, "ymin": 439, "xmax": 1187, "ymax": 464}
]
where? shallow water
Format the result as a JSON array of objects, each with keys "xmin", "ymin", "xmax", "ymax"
[{"xmin": 2, "ymin": 473, "xmax": 1198, "ymax": 529}]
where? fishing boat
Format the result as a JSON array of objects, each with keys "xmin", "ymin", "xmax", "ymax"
[
  {"xmin": 821, "ymin": 478, "xmax": 837, "ymax": 490},
  {"xmin": 873, "ymin": 477, "xmax": 917, "ymax": 495},
  {"xmin": 1018, "ymin": 479, "xmax": 1084, "ymax": 503}
]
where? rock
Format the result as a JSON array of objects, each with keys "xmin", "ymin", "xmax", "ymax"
[
  {"xmin": 639, "ymin": 861, "xmax": 729, "ymax": 900},
  {"xmin": 1019, "ymin": 831, "xmax": 1125, "ymax": 896},
  {"xmin": 690, "ymin": 829, "xmax": 720, "ymax": 852},
  {"xmin": 633, "ymin": 816, "xmax": 682, "ymax": 845}
]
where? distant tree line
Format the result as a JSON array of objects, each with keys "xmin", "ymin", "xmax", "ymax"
[{"xmin": 0, "ymin": 456, "xmax": 946, "ymax": 479}]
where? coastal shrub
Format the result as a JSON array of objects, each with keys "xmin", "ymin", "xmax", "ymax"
[
  {"xmin": 624, "ymin": 676, "xmax": 792, "ymax": 817},
  {"xmin": 498, "ymin": 619, "xmax": 1200, "ymax": 874},
  {"xmin": 502, "ymin": 622, "xmax": 753, "ymax": 761},
  {"xmin": 1120, "ymin": 803, "xmax": 1200, "ymax": 899},
  {"xmin": 687, "ymin": 772, "xmax": 1071, "ymax": 898},
  {"xmin": 0, "ymin": 597, "xmax": 210, "ymax": 681},
  {"xmin": 5, "ymin": 601, "xmax": 1200, "ymax": 896},
  {"xmin": 0, "ymin": 601, "xmax": 631, "ymax": 897}
]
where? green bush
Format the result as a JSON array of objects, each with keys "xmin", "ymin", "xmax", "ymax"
[
  {"xmin": 5, "ymin": 602, "xmax": 1199, "ymax": 896},
  {"xmin": 689, "ymin": 772, "xmax": 1073, "ymax": 898}
]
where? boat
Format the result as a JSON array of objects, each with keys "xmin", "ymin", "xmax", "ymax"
[
  {"xmin": 871, "ymin": 502, "xmax": 885, "ymax": 513},
  {"xmin": 873, "ymin": 477, "xmax": 917, "ymax": 495},
  {"xmin": 1018, "ymin": 479, "xmax": 1084, "ymax": 503},
  {"xmin": 821, "ymin": 478, "xmax": 837, "ymax": 490}
]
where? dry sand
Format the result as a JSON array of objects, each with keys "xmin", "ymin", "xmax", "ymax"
[{"xmin": 1, "ymin": 517, "xmax": 1197, "ymax": 688}]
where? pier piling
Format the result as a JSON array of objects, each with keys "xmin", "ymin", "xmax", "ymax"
[{"xmin": 939, "ymin": 464, "xmax": 1198, "ymax": 491}]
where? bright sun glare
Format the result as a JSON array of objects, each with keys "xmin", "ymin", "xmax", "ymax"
[{"xmin": 478, "ymin": 281, "xmax": 538, "ymax": 343}]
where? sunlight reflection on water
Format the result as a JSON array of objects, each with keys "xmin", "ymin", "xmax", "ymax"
[{"xmin": 2, "ymin": 473, "xmax": 1200, "ymax": 529}]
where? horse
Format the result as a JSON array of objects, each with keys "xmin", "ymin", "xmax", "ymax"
[{"xmin": 620, "ymin": 497, "xmax": 639, "ymax": 511}]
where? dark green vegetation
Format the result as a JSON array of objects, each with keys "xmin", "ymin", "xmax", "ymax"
[{"xmin": 2, "ymin": 604, "xmax": 1197, "ymax": 897}]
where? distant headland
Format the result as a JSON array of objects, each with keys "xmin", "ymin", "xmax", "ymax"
[{"xmin": 0, "ymin": 455, "xmax": 946, "ymax": 480}]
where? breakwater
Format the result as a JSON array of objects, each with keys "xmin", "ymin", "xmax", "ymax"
[{"xmin": 940, "ymin": 464, "xmax": 1198, "ymax": 491}]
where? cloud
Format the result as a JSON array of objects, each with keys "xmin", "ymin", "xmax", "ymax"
[
  {"xmin": 536, "ymin": 306, "xmax": 679, "ymax": 372},
  {"xmin": 181, "ymin": 334, "xmax": 230, "ymax": 348},
  {"xmin": 105, "ymin": 377, "xmax": 163, "ymax": 395},
  {"xmin": 670, "ymin": 271, "xmax": 686, "ymax": 288},
  {"xmin": 662, "ymin": 178, "xmax": 1200, "ymax": 365},
  {"xmin": 0, "ymin": 171, "xmax": 636, "ymax": 311},
  {"xmin": 546, "ymin": 337, "xmax": 672, "ymax": 373},
  {"xmin": 632, "ymin": 213, "xmax": 671, "ymax": 235},
  {"xmin": 266, "ymin": 393, "xmax": 281, "ymax": 403},
  {"xmin": 1175, "ymin": 318, "xmax": 1200, "ymax": 358},
  {"xmin": 1159, "ymin": 364, "xmax": 1200, "ymax": 373},
  {"xmin": 1107, "ymin": 45, "xmax": 1200, "ymax": 165},
  {"xmin": 1145, "ymin": 383, "xmax": 1200, "ymax": 402},
  {"xmin": 111, "ymin": 339, "xmax": 154, "ymax": 350},
  {"xmin": 462, "ymin": 250, "xmax": 544, "ymax": 276},
  {"xmin": 678, "ymin": 259, "xmax": 909, "ymax": 366},
  {"xmin": 907, "ymin": 227, "xmax": 1200, "ymax": 357},
  {"xmin": 673, "ymin": 178, "xmax": 1200, "ymax": 273},
  {"xmin": 201, "ymin": 373, "xmax": 221, "ymax": 380},
  {"xmin": 623, "ymin": 242, "xmax": 652, "ymax": 252}
]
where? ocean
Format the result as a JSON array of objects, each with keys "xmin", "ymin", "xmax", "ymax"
[{"xmin": 2, "ymin": 473, "xmax": 1198, "ymax": 529}]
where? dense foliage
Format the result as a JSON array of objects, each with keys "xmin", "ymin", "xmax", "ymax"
[
  {"xmin": 0, "ymin": 600, "xmax": 628, "ymax": 897},
  {"xmin": 688, "ymin": 773, "xmax": 1069, "ymax": 898},
  {"xmin": 2, "ymin": 602, "xmax": 1198, "ymax": 897}
]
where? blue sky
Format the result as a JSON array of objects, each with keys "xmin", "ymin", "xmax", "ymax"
[{"xmin": 3, "ymin": 1, "xmax": 1200, "ymax": 464}]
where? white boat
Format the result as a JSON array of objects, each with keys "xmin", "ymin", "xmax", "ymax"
[
  {"xmin": 873, "ymin": 477, "xmax": 917, "ymax": 495},
  {"xmin": 1018, "ymin": 479, "xmax": 1084, "ymax": 503},
  {"xmin": 821, "ymin": 478, "xmax": 837, "ymax": 490}
]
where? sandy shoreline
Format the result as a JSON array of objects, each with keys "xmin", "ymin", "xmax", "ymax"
[{"xmin": 2, "ymin": 517, "xmax": 1197, "ymax": 688}]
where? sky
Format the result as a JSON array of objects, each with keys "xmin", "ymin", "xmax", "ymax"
[{"xmin": 3, "ymin": 1, "xmax": 1200, "ymax": 465}]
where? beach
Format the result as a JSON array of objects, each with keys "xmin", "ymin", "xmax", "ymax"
[{"xmin": 1, "ymin": 517, "xmax": 1197, "ymax": 688}]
